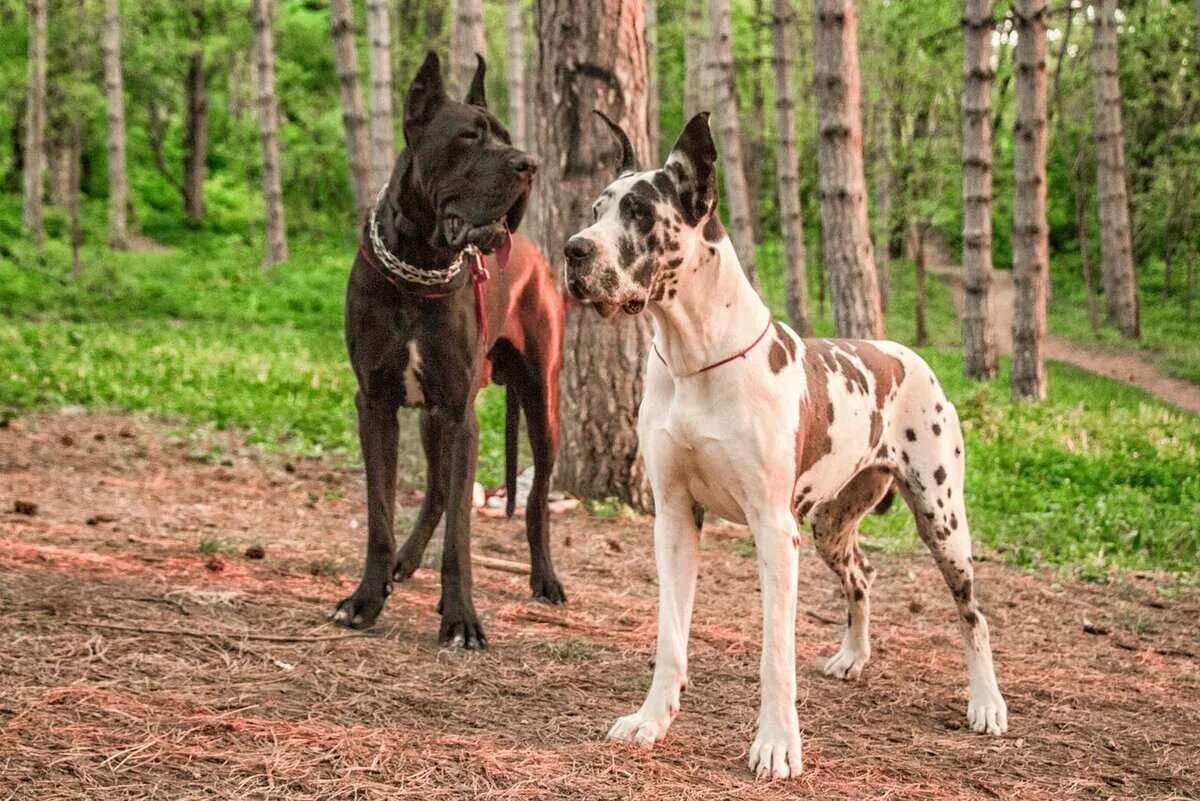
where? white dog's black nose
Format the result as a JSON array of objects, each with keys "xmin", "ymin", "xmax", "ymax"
[{"xmin": 564, "ymin": 236, "xmax": 596, "ymax": 263}]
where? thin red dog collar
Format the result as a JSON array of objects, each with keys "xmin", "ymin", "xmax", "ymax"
[{"xmin": 653, "ymin": 316, "xmax": 773, "ymax": 377}]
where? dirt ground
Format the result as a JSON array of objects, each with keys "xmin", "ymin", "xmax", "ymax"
[{"xmin": 2, "ymin": 413, "xmax": 1198, "ymax": 800}]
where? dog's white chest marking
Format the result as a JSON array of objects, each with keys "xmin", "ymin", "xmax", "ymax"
[{"xmin": 403, "ymin": 340, "xmax": 424, "ymax": 405}]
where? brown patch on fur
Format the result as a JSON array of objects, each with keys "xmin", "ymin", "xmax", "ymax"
[
  {"xmin": 852, "ymin": 341, "xmax": 907, "ymax": 409},
  {"xmin": 768, "ymin": 339, "xmax": 789, "ymax": 374},
  {"xmin": 868, "ymin": 410, "xmax": 883, "ymax": 448},
  {"xmin": 772, "ymin": 321, "xmax": 797, "ymax": 360},
  {"xmin": 796, "ymin": 342, "xmax": 835, "ymax": 476}
]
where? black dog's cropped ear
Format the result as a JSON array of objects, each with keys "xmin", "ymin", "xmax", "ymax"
[
  {"xmin": 464, "ymin": 54, "xmax": 487, "ymax": 108},
  {"xmin": 665, "ymin": 112, "xmax": 718, "ymax": 225},
  {"xmin": 405, "ymin": 51, "xmax": 446, "ymax": 137},
  {"xmin": 593, "ymin": 110, "xmax": 637, "ymax": 176}
]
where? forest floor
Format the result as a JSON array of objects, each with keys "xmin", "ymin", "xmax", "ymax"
[
  {"xmin": 925, "ymin": 246, "xmax": 1200, "ymax": 414},
  {"xmin": 2, "ymin": 412, "xmax": 1198, "ymax": 800}
]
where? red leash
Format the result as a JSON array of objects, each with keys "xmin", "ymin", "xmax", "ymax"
[
  {"xmin": 653, "ymin": 316, "xmax": 773, "ymax": 376},
  {"xmin": 358, "ymin": 242, "xmax": 491, "ymax": 343}
]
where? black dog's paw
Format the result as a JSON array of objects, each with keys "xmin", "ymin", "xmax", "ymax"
[
  {"xmin": 392, "ymin": 556, "xmax": 421, "ymax": 583},
  {"xmin": 330, "ymin": 589, "xmax": 387, "ymax": 630},
  {"xmin": 438, "ymin": 606, "xmax": 488, "ymax": 649},
  {"xmin": 531, "ymin": 573, "xmax": 567, "ymax": 605}
]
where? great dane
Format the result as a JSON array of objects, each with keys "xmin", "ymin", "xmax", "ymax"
[
  {"xmin": 332, "ymin": 52, "xmax": 566, "ymax": 648},
  {"xmin": 563, "ymin": 113, "xmax": 1007, "ymax": 778}
]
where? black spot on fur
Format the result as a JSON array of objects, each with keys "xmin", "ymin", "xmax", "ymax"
[
  {"xmin": 617, "ymin": 235, "xmax": 636, "ymax": 269},
  {"xmin": 702, "ymin": 215, "xmax": 725, "ymax": 242},
  {"xmin": 963, "ymin": 611, "xmax": 978, "ymax": 626},
  {"xmin": 853, "ymin": 587, "xmax": 864, "ymax": 601},
  {"xmin": 932, "ymin": 423, "xmax": 942, "ymax": 436},
  {"xmin": 935, "ymin": 403, "xmax": 944, "ymax": 413},
  {"xmin": 905, "ymin": 428, "xmax": 917, "ymax": 442},
  {"xmin": 933, "ymin": 465, "xmax": 947, "ymax": 485},
  {"xmin": 950, "ymin": 513, "xmax": 958, "ymax": 530}
]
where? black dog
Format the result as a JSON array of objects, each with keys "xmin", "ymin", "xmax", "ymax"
[{"xmin": 332, "ymin": 52, "xmax": 566, "ymax": 648}]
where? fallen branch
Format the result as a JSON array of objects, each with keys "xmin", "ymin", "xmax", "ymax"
[
  {"xmin": 67, "ymin": 620, "xmax": 369, "ymax": 643},
  {"xmin": 472, "ymin": 554, "xmax": 529, "ymax": 575},
  {"xmin": 805, "ymin": 609, "xmax": 843, "ymax": 626}
]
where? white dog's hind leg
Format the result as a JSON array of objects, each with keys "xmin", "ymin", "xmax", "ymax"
[
  {"xmin": 746, "ymin": 512, "xmax": 804, "ymax": 779},
  {"xmin": 608, "ymin": 496, "xmax": 700, "ymax": 747},
  {"xmin": 811, "ymin": 468, "xmax": 893, "ymax": 681}
]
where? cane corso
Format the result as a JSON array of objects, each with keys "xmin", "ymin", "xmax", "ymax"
[
  {"xmin": 563, "ymin": 113, "xmax": 1007, "ymax": 777},
  {"xmin": 332, "ymin": 52, "xmax": 566, "ymax": 648}
]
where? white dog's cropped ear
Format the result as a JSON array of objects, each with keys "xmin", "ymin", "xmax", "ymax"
[
  {"xmin": 404, "ymin": 51, "xmax": 446, "ymax": 138},
  {"xmin": 464, "ymin": 54, "xmax": 487, "ymax": 108},
  {"xmin": 665, "ymin": 112, "xmax": 718, "ymax": 225}
]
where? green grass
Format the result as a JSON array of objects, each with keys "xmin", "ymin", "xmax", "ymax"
[{"xmin": 3, "ymin": 207, "xmax": 1197, "ymax": 577}]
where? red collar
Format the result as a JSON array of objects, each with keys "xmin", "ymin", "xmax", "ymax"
[
  {"xmin": 653, "ymin": 316, "xmax": 773, "ymax": 377},
  {"xmin": 358, "ymin": 242, "xmax": 493, "ymax": 342}
]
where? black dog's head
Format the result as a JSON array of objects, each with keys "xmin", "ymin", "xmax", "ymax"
[
  {"xmin": 563, "ymin": 112, "xmax": 721, "ymax": 317},
  {"xmin": 402, "ymin": 52, "xmax": 536, "ymax": 254}
]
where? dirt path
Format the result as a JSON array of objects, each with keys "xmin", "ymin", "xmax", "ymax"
[
  {"xmin": 2, "ymin": 413, "xmax": 1198, "ymax": 800},
  {"xmin": 924, "ymin": 245, "xmax": 1200, "ymax": 414}
]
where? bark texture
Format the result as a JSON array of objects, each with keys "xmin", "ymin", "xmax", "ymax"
[
  {"xmin": 68, "ymin": 0, "xmax": 85, "ymax": 278},
  {"xmin": 532, "ymin": 0, "xmax": 653, "ymax": 510},
  {"xmin": 870, "ymin": 97, "xmax": 891, "ymax": 313},
  {"xmin": 366, "ymin": 0, "xmax": 395, "ymax": 190},
  {"xmin": 183, "ymin": 46, "xmax": 208, "ymax": 223},
  {"xmin": 504, "ymin": 0, "xmax": 527, "ymax": 149},
  {"xmin": 252, "ymin": 0, "xmax": 288, "ymax": 266},
  {"xmin": 772, "ymin": 0, "xmax": 811, "ymax": 334},
  {"xmin": 961, "ymin": 0, "xmax": 999, "ymax": 378},
  {"xmin": 645, "ymin": 0, "xmax": 660, "ymax": 158},
  {"xmin": 1089, "ymin": 0, "xmax": 1139, "ymax": 338},
  {"xmin": 329, "ymin": 0, "xmax": 372, "ymax": 219},
  {"xmin": 23, "ymin": 0, "xmax": 47, "ymax": 249},
  {"xmin": 707, "ymin": 0, "xmax": 759, "ymax": 286},
  {"xmin": 451, "ymin": 0, "xmax": 485, "ymax": 96},
  {"xmin": 811, "ymin": 0, "xmax": 883, "ymax": 338},
  {"xmin": 102, "ymin": 0, "xmax": 129, "ymax": 249},
  {"xmin": 1011, "ymin": 0, "xmax": 1049, "ymax": 401},
  {"xmin": 683, "ymin": 0, "xmax": 705, "ymax": 118}
]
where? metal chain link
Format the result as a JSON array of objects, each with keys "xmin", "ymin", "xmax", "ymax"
[{"xmin": 367, "ymin": 183, "xmax": 478, "ymax": 286}]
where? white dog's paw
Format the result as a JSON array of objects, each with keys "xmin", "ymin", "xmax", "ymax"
[
  {"xmin": 967, "ymin": 689, "xmax": 1009, "ymax": 735},
  {"xmin": 822, "ymin": 642, "xmax": 870, "ymax": 681},
  {"xmin": 748, "ymin": 724, "xmax": 803, "ymax": 779},
  {"xmin": 607, "ymin": 708, "xmax": 675, "ymax": 748}
]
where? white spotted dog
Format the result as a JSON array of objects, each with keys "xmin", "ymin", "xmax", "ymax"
[{"xmin": 563, "ymin": 112, "xmax": 1008, "ymax": 779}]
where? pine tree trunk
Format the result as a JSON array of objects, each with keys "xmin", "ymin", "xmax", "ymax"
[
  {"xmin": 504, "ymin": 0, "xmax": 527, "ymax": 149},
  {"xmin": 871, "ymin": 94, "xmax": 891, "ymax": 313},
  {"xmin": 961, "ymin": 0, "xmax": 999, "ymax": 379},
  {"xmin": 708, "ymin": 0, "xmax": 760, "ymax": 287},
  {"xmin": 745, "ymin": 0, "xmax": 767, "ymax": 237},
  {"xmin": 683, "ymin": 0, "xmax": 705, "ymax": 119},
  {"xmin": 532, "ymin": 0, "xmax": 653, "ymax": 511},
  {"xmin": 68, "ymin": 0, "xmax": 85, "ymax": 279},
  {"xmin": 1073, "ymin": 155, "xmax": 1101, "ymax": 335},
  {"xmin": 451, "ymin": 0, "xmax": 485, "ymax": 97},
  {"xmin": 811, "ymin": 0, "xmax": 883, "ymax": 338},
  {"xmin": 1089, "ymin": 0, "xmax": 1139, "ymax": 339},
  {"xmin": 1010, "ymin": 0, "xmax": 1049, "ymax": 401},
  {"xmin": 365, "ymin": 0, "xmax": 395, "ymax": 190},
  {"xmin": 252, "ymin": 0, "xmax": 288, "ymax": 267},
  {"xmin": 23, "ymin": 0, "xmax": 47, "ymax": 251},
  {"xmin": 913, "ymin": 221, "xmax": 928, "ymax": 346},
  {"xmin": 103, "ymin": 0, "xmax": 129, "ymax": 249},
  {"xmin": 645, "ymin": 0, "xmax": 660, "ymax": 159},
  {"xmin": 183, "ymin": 47, "xmax": 208, "ymax": 224},
  {"xmin": 773, "ymin": 0, "xmax": 811, "ymax": 335},
  {"xmin": 329, "ymin": 0, "xmax": 372, "ymax": 220}
]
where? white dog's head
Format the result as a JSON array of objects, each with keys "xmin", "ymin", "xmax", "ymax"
[{"xmin": 563, "ymin": 112, "xmax": 725, "ymax": 318}]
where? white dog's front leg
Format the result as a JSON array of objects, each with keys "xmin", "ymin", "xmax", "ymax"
[
  {"xmin": 748, "ymin": 514, "xmax": 803, "ymax": 779},
  {"xmin": 608, "ymin": 496, "xmax": 699, "ymax": 747}
]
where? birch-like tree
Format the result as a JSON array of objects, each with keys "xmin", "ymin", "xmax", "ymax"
[
  {"xmin": 1011, "ymin": 0, "xmax": 1049, "ymax": 400},
  {"xmin": 102, "ymin": 0, "xmax": 129, "ymax": 249},
  {"xmin": 252, "ymin": 0, "xmax": 288, "ymax": 266},
  {"xmin": 366, "ymin": 0, "xmax": 395, "ymax": 190},
  {"xmin": 1090, "ymin": 0, "xmax": 1139, "ymax": 338},
  {"xmin": 451, "ymin": 0, "xmax": 485, "ymax": 96},
  {"xmin": 961, "ymin": 0, "xmax": 999, "ymax": 378},
  {"xmin": 329, "ymin": 0, "xmax": 372, "ymax": 219},
  {"xmin": 23, "ymin": 0, "xmax": 48, "ymax": 250},
  {"xmin": 772, "ymin": 0, "xmax": 811, "ymax": 334},
  {"xmin": 811, "ymin": 0, "xmax": 883, "ymax": 338},
  {"xmin": 708, "ymin": 0, "xmax": 759, "ymax": 286},
  {"xmin": 504, "ymin": 0, "xmax": 527, "ymax": 149}
]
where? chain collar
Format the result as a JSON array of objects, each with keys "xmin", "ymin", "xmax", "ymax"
[{"xmin": 367, "ymin": 183, "xmax": 479, "ymax": 287}]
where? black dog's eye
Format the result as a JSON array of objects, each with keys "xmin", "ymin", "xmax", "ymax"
[{"xmin": 459, "ymin": 129, "xmax": 481, "ymax": 142}]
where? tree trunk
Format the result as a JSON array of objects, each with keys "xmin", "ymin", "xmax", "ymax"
[
  {"xmin": 68, "ymin": 0, "xmax": 85, "ymax": 279},
  {"xmin": 871, "ymin": 94, "xmax": 891, "ymax": 313},
  {"xmin": 1010, "ymin": 0, "xmax": 1049, "ymax": 401},
  {"xmin": 746, "ymin": 0, "xmax": 767, "ymax": 237},
  {"xmin": 365, "ymin": 0, "xmax": 395, "ymax": 190},
  {"xmin": 961, "ymin": 0, "xmax": 999, "ymax": 379},
  {"xmin": 451, "ymin": 0, "xmax": 485, "ymax": 97},
  {"xmin": 532, "ymin": 0, "xmax": 653, "ymax": 511},
  {"xmin": 252, "ymin": 0, "xmax": 288, "ymax": 267},
  {"xmin": 23, "ymin": 0, "xmax": 47, "ymax": 251},
  {"xmin": 329, "ymin": 0, "xmax": 372, "ymax": 220},
  {"xmin": 708, "ymin": 0, "xmax": 760, "ymax": 287},
  {"xmin": 1089, "ymin": 0, "xmax": 1139, "ymax": 339},
  {"xmin": 645, "ymin": 0, "xmax": 660, "ymax": 159},
  {"xmin": 683, "ymin": 0, "xmax": 705, "ymax": 119},
  {"xmin": 102, "ymin": 0, "xmax": 129, "ymax": 249},
  {"xmin": 1072, "ymin": 155, "xmax": 1100, "ymax": 335},
  {"xmin": 504, "ymin": 0, "xmax": 527, "ymax": 149},
  {"xmin": 811, "ymin": 0, "xmax": 883, "ymax": 338},
  {"xmin": 773, "ymin": 0, "xmax": 811, "ymax": 335},
  {"xmin": 913, "ymin": 221, "xmax": 928, "ymax": 346},
  {"xmin": 183, "ymin": 47, "xmax": 208, "ymax": 224}
]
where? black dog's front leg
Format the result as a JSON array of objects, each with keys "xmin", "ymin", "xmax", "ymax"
[
  {"xmin": 393, "ymin": 409, "xmax": 446, "ymax": 581},
  {"xmin": 332, "ymin": 390, "xmax": 400, "ymax": 629},
  {"xmin": 436, "ymin": 411, "xmax": 487, "ymax": 648}
]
